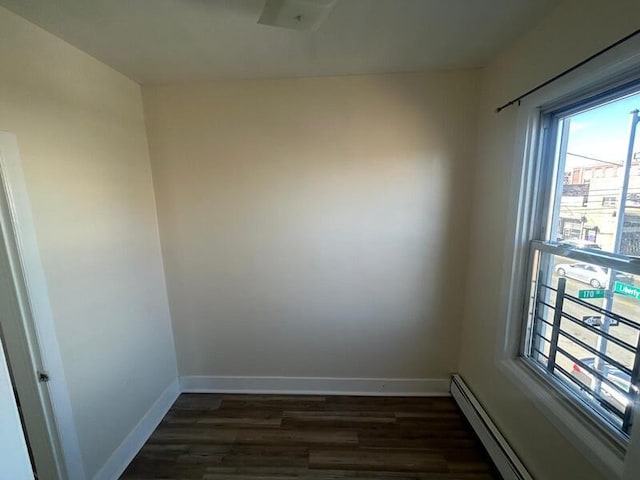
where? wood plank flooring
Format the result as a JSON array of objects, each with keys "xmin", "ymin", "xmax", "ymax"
[{"xmin": 121, "ymin": 394, "xmax": 501, "ymax": 479}]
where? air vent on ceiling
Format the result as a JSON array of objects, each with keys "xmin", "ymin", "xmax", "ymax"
[{"xmin": 258, "ymin": 0, "xmax": 338, "ymax": 31}]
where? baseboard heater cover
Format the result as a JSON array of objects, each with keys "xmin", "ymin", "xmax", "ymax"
[{"xmin": 450, "ymin": 374, "xmax": 533, "ymax": 480}]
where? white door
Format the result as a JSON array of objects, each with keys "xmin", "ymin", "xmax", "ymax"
[
  {"xmin": 0, "ymin": 133, "xmax": 80, "ymax": 479},
  {"xmin": 0, "ymin": 339, "xmax": 34, "ymax": 480}
]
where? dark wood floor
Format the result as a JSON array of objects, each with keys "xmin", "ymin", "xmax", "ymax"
[{"xmin": 121, "ymin": 394, "xmax": 501, "ymax": 480}]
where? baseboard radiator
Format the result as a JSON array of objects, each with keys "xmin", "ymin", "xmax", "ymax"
[{"xmin": 450, "ymin": 374, "xmax": 533, "ymax": 480}]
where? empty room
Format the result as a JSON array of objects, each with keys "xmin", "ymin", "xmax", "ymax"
[{"xmin": 1, "ymin": 1, "xmax": 640, "ymax": 479}]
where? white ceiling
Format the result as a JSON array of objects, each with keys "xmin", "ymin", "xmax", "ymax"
[{"xmin": 0, "ymin": 0, "xmax": 559, "ymax": 84}]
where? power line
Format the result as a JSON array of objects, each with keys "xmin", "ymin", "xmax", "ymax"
[{"xmin": 566, "ymin": 152, "xmax": 623, "ymax": 166}]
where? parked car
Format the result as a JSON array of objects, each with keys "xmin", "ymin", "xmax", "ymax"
[
  {"xmin": 555, "ymin": 262, "xmax": 634, "ymax": 288},
  {"xmin": 571, "ymin": 357, "xmax": 631, "ymax": 415}
]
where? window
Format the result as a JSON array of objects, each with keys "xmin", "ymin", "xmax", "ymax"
[
  {"xmin": 521, "ymin": 83, "xmax": 640, "ymax": 440},
  {"xmin": 584, "ymin": 168, "xmax": 594, "ymax": 181}
]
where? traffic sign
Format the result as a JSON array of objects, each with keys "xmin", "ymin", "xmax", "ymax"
[
  {"xmin": 582, "ymin": 315, "xmax": 619, "ymax": 327},
  {"xmin": 578, "ymin": 289, "xmax": 605, "ymax": 299},
  {"xmin": 614, "ymin": 282, "xmax": 640, "ymax": 300},
  {"xmin": 582, "ymin": 315, "xmax": 602, "ymax": 327}
]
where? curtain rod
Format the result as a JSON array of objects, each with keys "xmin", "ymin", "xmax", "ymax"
[{"xmin": 495, "ymin": 28, "xmax": 640, "ymax": 113}]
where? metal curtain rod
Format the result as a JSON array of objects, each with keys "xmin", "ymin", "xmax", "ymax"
[{"xmin": 495, "ymin": 28, "xmax": 640, "ymax": 113}]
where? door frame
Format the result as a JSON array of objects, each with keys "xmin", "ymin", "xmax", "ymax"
[{"xmin": 0, "ymin": 132, "xmax": 84, "ymax": 479}]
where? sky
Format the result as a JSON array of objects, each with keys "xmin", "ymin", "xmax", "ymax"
[{"xmin": 565, "ymin": 91, "xmax": 640, "ymax": 171}]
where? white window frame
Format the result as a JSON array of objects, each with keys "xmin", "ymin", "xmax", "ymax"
[{"xmin": 494, "ymin": 36, "xmax": 640, "ymax": 480}]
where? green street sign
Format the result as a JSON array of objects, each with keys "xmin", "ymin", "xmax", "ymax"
[
  {"xmin": 578, "ymin": 289, "xmax": 605, "ymax": 299},
  {"xmin": 614, "ymin": 282, "xmax": 640, "ymax": 300}
]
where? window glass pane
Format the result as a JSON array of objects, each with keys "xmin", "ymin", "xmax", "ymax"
[
  {"xmin": 525, "ymin": 249, "xmax": 640, "ymax": 434},
  {"xmin": 550, "ymin": 92, "xmax": 640, "ymax": 255},
  {"xmin": 522, "ymin": 83, "xmax": 640, "ymax": 440}
]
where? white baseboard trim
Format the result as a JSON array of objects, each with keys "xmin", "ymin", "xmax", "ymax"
[
  {"xmin": 180, "ymin": 375, "xmax": 450, "ymax": 396},
  {"xmin": 450, "ymin": 374, "xmax": 532, "ymax": 480},
  {"xmin": 93, "ymin": 378, "xmax": 180, "ymax": 480}
]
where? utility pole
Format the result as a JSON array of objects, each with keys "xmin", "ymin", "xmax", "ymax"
[{"xmin": 594, "ymin": 109, "xmax": 640, "ymax": 399}]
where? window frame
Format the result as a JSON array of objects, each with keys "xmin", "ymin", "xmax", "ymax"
[
  {"xmin": 520, "ymin": 241, "xmax": 640, "ymax": 437},
  {"xmin": 495, "ymin": 39, "xmax": 640, "ymax": 480},
  {"xmin": 520, "ymin": 79, "xmax": 640, "ymax": 359}
]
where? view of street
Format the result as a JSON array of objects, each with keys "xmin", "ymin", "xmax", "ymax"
[
  {"xmin": 548, "ymin": 272, "xmax": 639, "ymax": 369},
  {"xmin": 525, "ymin": 90, "xmax": 640, "ymax": 432},
  {"xmin": 531, "ymin": 254, "xmax": 639, "ymax": 421}
]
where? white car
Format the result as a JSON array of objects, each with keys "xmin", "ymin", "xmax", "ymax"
[
  {"xmin": 571, "ymin": 357, "xmax": 630, "ymax": 415},
  {"xmin": 555, "ymin": 263, "xmax": 634, "ymax": 288}
]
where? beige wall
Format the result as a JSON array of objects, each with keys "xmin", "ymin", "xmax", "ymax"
[
  {"xmin": 0, "ymin": 7, "xmax": 177, "ymax": 478},
  {"xmin": 143, "ymin": 71, "xmax": 479, "ymax": 381},
  {"xmin": 459, "ymin": 1, "xmax": 640, "ymax": 479},
  {"xmin": 9, "ymin": 0, "xmax": 640, "ymax": 477}
]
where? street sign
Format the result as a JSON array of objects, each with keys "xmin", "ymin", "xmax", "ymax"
[
  {"xmin": 578, "ymin": 289, "xmax": 605, "ymax": 299},
  {"xmin": 582, "ymin": 315, "xmax": 619, "ymax": 327},
  {"xmin": 614, "ymin": 282, "xmax": 640, "ymax": 300},
  {"xmin": 583, "ymin": 315, "xmax": 602, "ymax": 327}
]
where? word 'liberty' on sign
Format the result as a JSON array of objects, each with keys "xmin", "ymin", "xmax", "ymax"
[{"xmin": 614, "ymin": 282, "xmax": 640, "ymax": 300}]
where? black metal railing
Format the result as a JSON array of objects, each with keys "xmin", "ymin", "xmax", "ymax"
[{"xmin": 529, "ymin": 271, "xmax": 640, "ymax": 435}]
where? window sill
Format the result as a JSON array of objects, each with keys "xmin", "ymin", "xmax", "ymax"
[{"xmin": 498, "ymin": 356, "xmax": 626, "ymax": 479}]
